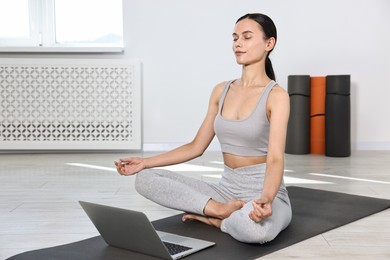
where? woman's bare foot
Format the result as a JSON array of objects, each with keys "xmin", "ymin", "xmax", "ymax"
[
  {"xmin": 182, "ymin": 214, "xmax": 222, "ymax": 228},
  {"xmin": 182, "ymin": 199, "xmax": 245, "ymax": 229},
  {"xmin": 204, "ymin": 199, "xmax": 246, "ymax": 219}
]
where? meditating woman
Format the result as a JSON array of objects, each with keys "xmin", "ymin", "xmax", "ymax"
[{"xmin": 115, "ymin": 13, "xmax": 292, "ymax": 244}]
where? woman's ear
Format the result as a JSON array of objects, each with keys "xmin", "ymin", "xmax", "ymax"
[{"xmin": 265, "ymin": 37, "xmax": 276, "ymax": 51}]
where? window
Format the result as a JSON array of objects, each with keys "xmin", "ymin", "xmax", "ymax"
[
  {"xmin": 0, "ymin": 0, "xmax": 123, "ymax": 52},
  {"xmin": 0, "ymin": 0, "xmax": 37, "ymax": 46}
]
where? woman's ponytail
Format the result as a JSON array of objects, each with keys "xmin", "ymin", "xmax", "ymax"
[{"xmin": 265, "ymin": 56, "xmax": 276, "ymax": 81}]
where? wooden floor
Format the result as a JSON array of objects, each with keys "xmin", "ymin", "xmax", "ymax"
[{"xmin": 0, "ymin": 151, "xmax": 389, "ymax": 259}]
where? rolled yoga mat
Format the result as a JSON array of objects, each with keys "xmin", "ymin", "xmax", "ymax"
[
  {"xmin": 285, "ymin": 75, "xmax": 311, "ymax": 154},
  {"xmin": 325, "ymin": 75, "xmax": 351, "ymax": 157},
  {"xmin": 310, "ymin": 76, "xmax": 326, "ymax": 154}
]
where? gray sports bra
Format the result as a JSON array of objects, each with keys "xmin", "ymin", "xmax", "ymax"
[{"xmin": 214, "ymin": 80, "xmax": 277, "ymax": 156}]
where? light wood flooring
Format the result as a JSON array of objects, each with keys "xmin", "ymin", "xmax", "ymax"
[{"xmin": 0, "ymin": 151, "xmax": 389, "ymax": 259}]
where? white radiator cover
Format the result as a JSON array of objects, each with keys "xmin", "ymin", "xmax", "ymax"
[{"xmin": 0, "ymin": 59, "xmax": 141, "ymax": 150}]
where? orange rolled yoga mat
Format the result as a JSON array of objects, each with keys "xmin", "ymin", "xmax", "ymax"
[{"xmin": 310, "ymin": 76, "xmax": 326, "ymax": 154}]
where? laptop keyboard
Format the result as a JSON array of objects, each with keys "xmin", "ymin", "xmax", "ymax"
[{"xmin": 163, "ymin": 241, "xmax": 192, "ymax": 255}]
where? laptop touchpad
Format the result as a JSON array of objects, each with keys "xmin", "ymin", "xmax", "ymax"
[{"xmin": 161, "ymin": 234, "xmax": 188, "ymax": 244}]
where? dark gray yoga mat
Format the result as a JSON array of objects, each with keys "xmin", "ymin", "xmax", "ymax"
[
  {"xmin": 325, "ymin": 75, "xmax": 351, "ymax": 157},
  {"xmin": 8, "ymin": 186, "xmax": 390, "ymax": 260},
  {"xmin": 286, "ymin": 75, "xmax": 311, "ymax": 154}
]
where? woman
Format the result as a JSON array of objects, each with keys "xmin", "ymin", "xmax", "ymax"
[{"xmin": 115, "ymin": 13, "xmax": 292, "ymax": 244}]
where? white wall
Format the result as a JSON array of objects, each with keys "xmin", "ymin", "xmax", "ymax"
[
  {"xmin": 127, "ymin": 0, "xmax": 390, "ymax": 151},
  {"xmin": 2, "ymin": 0, "xmax": 390, "ymax": 151}
]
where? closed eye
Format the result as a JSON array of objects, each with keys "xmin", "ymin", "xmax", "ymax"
[{"xmin": 232, "ymin": 31, "xmax": 253, "ymax": 41}]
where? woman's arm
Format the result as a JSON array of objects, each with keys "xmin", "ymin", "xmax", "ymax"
[
  {"xmin": 116, "ymin": 82, "xmax": 225, "ymax": 175},
  {"xmin": 249, "ymin": 85, "xmax": 290, "ymax": 222},
  {"xmin": 262, "ymin": 85, "xmax": 290, "ymax": 202}
]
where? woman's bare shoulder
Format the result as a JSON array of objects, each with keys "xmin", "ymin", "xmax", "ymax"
[
  {"xmin": 214, "ymin": 80, "xmax": 228, "ymax": 91},
  {"xmin": 267, "ymin": 84, "xmax": 289, "ymax": 112},
  {"xmin": 210, "ymin": 81, "xmax": 229, "ymax": 100},
  {"xmin": 269, "ymin": 84, "xmax": 289, "ymax": 100}
]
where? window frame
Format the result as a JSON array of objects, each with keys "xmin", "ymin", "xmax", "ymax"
[{"xmin": 0, "ymin": 0, "xmax": 124, "ymax": 53}]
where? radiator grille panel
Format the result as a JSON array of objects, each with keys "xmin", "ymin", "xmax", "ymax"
[{"xmin": 0, "ymin": 59, "xmax": 141, "ymax": 150}]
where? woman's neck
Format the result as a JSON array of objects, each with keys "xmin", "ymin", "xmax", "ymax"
[{"xmin": 239, "ymin": 62, "xmax": 270, "ymax": 88}]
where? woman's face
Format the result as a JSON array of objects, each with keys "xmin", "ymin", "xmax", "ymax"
[{"xmin": 232, "ymin": 18, "xmax": 274, "ymax": 65}]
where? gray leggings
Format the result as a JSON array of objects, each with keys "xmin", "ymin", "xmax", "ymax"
[{"xmin": 135, "ymin": 163, "xmax": 292, "ymax": 244}]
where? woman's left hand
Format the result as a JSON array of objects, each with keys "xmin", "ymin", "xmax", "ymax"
[{"xmin": 249, "ymin": 198, "xmax": 272, "ymax": 223}]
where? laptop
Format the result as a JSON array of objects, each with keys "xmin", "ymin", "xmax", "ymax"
[{"xmin": 79, "ymin": 201, "xmax": 215, "ymax": 260}]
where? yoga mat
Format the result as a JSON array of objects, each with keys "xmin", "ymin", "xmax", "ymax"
[
  {"xmin": 325, "ymin": 75, "xmax": 351, "ymax": 157},
  {"xmin": 285, "ymin": 75, "xmax": 311, "ymax": 154},
  {"xmin": 310, "ymin": 76, "xmax": 326, "ymax": 154},
  {"xmin": 8, "ymin": 186, "xmax": 390, "ymax": 260}
]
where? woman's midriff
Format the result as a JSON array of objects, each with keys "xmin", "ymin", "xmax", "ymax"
[{"xmin": 223, "ymin": 153, "xmax": 267, "ymax": 169}]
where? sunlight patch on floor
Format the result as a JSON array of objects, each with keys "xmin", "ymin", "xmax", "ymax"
[
  {"xmin": 66, "ymin": 163, "xmax": 117, "ymax": 172},
  {"xmin": 66, "ymin": 163, "xmax": 224, "ymax": 172},
  {"xmin": 309, "ymin": 173, "xmax": 390, "ymax": 184},
  {"xmin": 209, "ymin": 161, "xmax": 224, "ymax": 165}
]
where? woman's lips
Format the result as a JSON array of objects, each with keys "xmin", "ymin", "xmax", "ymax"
[{"xmin": 235, "ymin": 51, "xmax": 245, "ymax": 56}]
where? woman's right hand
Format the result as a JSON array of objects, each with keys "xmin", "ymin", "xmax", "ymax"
[{"xmin": 114, "ymin": 157, "xmax": 146, "ymax": 176}]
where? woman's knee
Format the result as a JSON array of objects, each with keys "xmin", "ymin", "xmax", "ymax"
[
  {"xmin": 223, "ymin": 218, "xmax": 278, "ymax": 243},
  {"xmin": 250, "ymin": 221, "xmax": 278, "ymax": 244},
  {"xmin": 134, "ymin": 169, "xmax": 172, "ymax": 195},
  {"xmin": 221, "ymin": 202, "xmax": 284, "ymax": 244},
  {"xmin": 134, "ymin": 169, "xmax": 154, "ymax": 195}
]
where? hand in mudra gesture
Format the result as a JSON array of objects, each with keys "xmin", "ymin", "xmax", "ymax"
[
  {"xmin": 249, "ymin": 198, "xmax": 272, "ymax": 222},
  {"xmin": 115, "ymin": 157, "xmax": 145, "ymax": 176}
]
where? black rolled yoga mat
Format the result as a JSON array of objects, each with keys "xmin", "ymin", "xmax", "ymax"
[
  {"xmin": 325, "ymin": 75, "xmax": 351, "ymax": 157},
  {"xmin": 8, "ymin": 186, "xmax": 390, "ymax": 260},
  {"xmin": 285, "ymin": 75, "xmax": 311, "ymax": 154}
]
